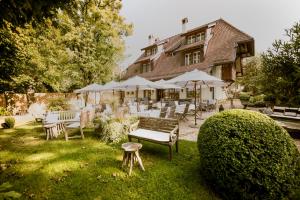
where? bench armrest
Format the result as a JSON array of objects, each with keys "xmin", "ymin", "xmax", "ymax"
[{"xmin": 169, "ymin": 125, "xmax": 179, "ymax": 142}]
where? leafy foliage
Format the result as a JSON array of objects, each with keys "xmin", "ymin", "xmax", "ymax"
[
  {"xmin": 0, "ymin": 0, "xmax": 132, "ymax": 92},
  {"xmin": 239, "ymin": 22, "xmax": 300, "ymax": 106},
  {"xmin": 0, "ymin": 107, "xmax": 11, "ymax": 116},
  {"xmin": 4, "ymin": 117, "xmax": 15, "ymax": 128},
  {"xmin": 198, "ymin": 109, "xmax": 300, "ymax": 200},
  {"xmin": 239, "ymin": 92, "xmax": 251, "ymax": 102},
  {"xmin": 47, "ymin": 98, "xmax": 70, "ymax": 111},
  {"xmin": 261, "ymin": 22, "xmax": 300, "ymax": 106},
  {"xmin": 94, "ymin": 115, "xmax": 138, "ymax": 143},
  {"xmin": 0, "ymin": 0, "xmax": 72, "ymax": 27}
]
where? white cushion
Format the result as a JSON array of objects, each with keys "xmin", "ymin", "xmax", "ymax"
[{"xmin": 129, "ymin": 128, "xmax": 170, "ymax": 142}]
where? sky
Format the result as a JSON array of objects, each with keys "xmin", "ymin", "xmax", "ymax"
[{"xmin": 119, "ymin": 0, "xmax": 300, "ymax": 70}]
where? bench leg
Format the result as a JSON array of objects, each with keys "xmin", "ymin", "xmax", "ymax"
[
  {"xmin": 169, "ymin": 145, "xmax": 173, "ymax": 160},
  {"xmin": 80, "ymin": 127, "xmax": 85, "ymax": 139},
  {"xmin": 176, "ymin": 140, "xmax": 179, "ymax": 153},
  {"xmin": 45, "ymin": 129, "xmax": 49, "ymax": 140},
  {"xmin": 65, "ymin": 130, "xmax": 69, "ymax": 141}
]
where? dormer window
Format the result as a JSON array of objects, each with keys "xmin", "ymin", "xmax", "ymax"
[
  {"xmin": 185, "ymin": 50, "xmax": 203, "ymax": 66},
  {"xmin": 145, "ymin": 47, "xmax": 157, "ymax": 56},
  {"xmin": 187, "ymin": 32, "xmax": 205, "ymax": 44},
  {"xmin": 140, "ymin": 62, "xmax": 151, "ymax": 73}
]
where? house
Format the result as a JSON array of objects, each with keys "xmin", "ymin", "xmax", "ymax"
[{"xmin": 122, "ymin": 18, "xmax": 254, "ymax": 102}]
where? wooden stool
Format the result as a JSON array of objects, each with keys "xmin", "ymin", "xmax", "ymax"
[
  {"xmin": 44, "ymin": 123, "xmax": 58, "ymax": 140},
  {"xmin": 121, "ymin": 142, "xmax": 145, "ymax": 175}
]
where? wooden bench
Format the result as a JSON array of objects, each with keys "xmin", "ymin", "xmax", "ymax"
[
  {"xmin": 268, "ymin": 106, "xmax": 300, "ymax": 121},
  {"xmin": 128, "ymin": 117, "xmax": 179, "ymax": 160}
]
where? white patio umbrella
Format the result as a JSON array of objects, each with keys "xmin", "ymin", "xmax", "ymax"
[
  {"xmin": 113, "ymin": 76, "xmax": 162, "ymax": 111},
  {"xmin": 167, "ymin": 69, "xmax": 224, "ymax": 125},
  {"xmin": 154, "ymin": 79, "xmax": 182, "ymax": 89},
  {"xmin": 100, "ymin": 80, "xmax": 121, "ymax": 98},
  {"xmin": 101, "ymin": 80, "xmax": 120, "ymax": 91},
  {"xmin": 74, "ymin": 83, "xmax": 103, "ymax": 105}
]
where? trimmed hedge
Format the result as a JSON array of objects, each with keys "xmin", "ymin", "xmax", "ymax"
[{"xmin": 198, "ymin": 109, "xmax": 300, "ymax": 200}]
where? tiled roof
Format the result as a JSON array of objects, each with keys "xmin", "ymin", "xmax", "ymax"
[{"xmin": 123, "ymin": 19, "xmax": 254, "ymax": 81}]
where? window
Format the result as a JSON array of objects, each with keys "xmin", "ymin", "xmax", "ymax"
[
  {"xmin": 146, "ymin": 50, "xmax": 151, "ymax": 56},
  {"xmin": 141, "ymin": 62, "xmax": 151, "ymax": 73},
  {"xmin": 145, "ymin": 47, "xmax": 157, "ymax": 57},
  {"xmin": 200, "ymin": 32, "xmax": 205, "ymax": 41},
  {"xmin": 187, "ymin": 36, "xmax": 193, "ymax": 44},
  {"xmin": 193, "ymin": 51, "xmax": 201, "ymax": 64},
  {"xmin": 185, "ymin": 53, "xmax": 191, "ymax": 65},
  {"xmin": 151, "ymin": 47, "xmax": 157, "ymax": 55}
]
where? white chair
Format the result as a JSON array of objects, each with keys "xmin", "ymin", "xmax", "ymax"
[{"xmin": 64, "ymin": 110, "xmax": 88, "ymax": 141}]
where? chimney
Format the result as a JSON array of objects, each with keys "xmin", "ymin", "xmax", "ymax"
[
  {"xmin": 148, "ymin": 34, "xmax": 154, "ymax": 45},
  {"xmin": 182, "ymin": 17, "xmax": 188, "ymax": 33}
]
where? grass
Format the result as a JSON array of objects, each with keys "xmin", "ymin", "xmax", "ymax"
[{"xmin": 0, "ymin": 123, "xmax": 218, "ymax": 200}]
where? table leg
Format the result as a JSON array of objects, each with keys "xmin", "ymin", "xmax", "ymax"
[
  {"xmin": 129, "ymin": 153, "xmax": 134, "ymax": 176},
  {"xmin": 122, "ymin": 152, "xmax": 127, "ymax": 167}
]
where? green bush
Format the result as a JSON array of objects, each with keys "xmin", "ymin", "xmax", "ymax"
[
  {"xmin": 94, "ymin": 115, "xmax": 138, "ymax": 143},
  {"xmin": 47, "ymin": 97, "xmax": 70, "ymax": 111},
  {"xmin": 4, "ymin": 117, "xmax": 15, "ymax": 128},
  {"xmin": 239, "ymin": 92, "xmax": 251, "ymax": 102},
  {"xmin": 0, "ymin": 107, "xmax": 11, "ymax": 116},
  {"xmin": 197, "ymin": 109, "xmax": 300, "ymax": 200},
  {"xmin": 248, "ymin": 94, "xmax": 266, "ymax": 107},
  {"xmin": 249, "ymin": 94, "xmax": 265, "ymax": 104}
]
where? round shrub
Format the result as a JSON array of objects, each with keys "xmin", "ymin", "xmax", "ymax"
[
  {"xmin": 4, "ymin": 117, "xmax": 15, "ymax": 128},
  {"xmin": 198, "ymin": 109, "xmax": 300, "ymax": 200}
]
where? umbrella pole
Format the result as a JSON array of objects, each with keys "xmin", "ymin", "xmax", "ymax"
[
  {"xmin": 194, "ymin": 81, "xmax": 197, "ymax": 125},
  {"xmin": 95, "ymin": 92, "xmax": 96, "ymax": 105},
  {"xmin": 136, "ymin": 86, "xmax": 139, "ymax": 112},
  {"xmin": 200, "ymin": 84, "xmax": 202, "ymax": 119}
]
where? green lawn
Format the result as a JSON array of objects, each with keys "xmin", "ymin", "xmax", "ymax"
[{"xmin": 0, "ymin": 123, "xmax": 218, "ymax": 200}]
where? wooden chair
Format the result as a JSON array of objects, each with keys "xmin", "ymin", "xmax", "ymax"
[
  {"xmin": 159, "ymin": 107, "xmax": 168, "ymax": 118},
  {"xmin": 176, "ymin": 103, "xmax": 189, "ymax": 121}
]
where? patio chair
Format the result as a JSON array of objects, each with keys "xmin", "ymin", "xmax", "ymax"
[
  {"xmin": 175, "ymin": 103, "xmax": 189, "ymax": 121},
  {"xmin": 64, "ymin": 110, "xmax": 88, "ymax": 141},
  {"xmin": 103, "ymin": 104, "xmax": 113, "ymax": 115},
  {"xmin": 159, "ymin": 107, "xmax": 168, "ymax": 118},
  {"xmin": 167, "ymin": 106, "xmax": 176, "ymax": 119}
]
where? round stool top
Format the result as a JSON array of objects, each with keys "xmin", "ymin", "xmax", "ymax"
[{"xmin": 122, "ymin": 142, "xmax": 142, "ymax": 152}]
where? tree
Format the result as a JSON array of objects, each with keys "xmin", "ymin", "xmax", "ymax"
[
  {"xmin": 237, "ymin": 55, "xmax": 263, "ymax": 95},
  {"xmin": 58, "ymin": 0, "xmax": 132, "ymax": 88},
  {"xmin": 0, "ymin": 0, "xmax": 132, "ymax": 92},
  {"xmin": 261, "ymin": 21, "xmax": 300, "ymax": 105},
  {"xmin": 238, "ymin": 22, "xmax": 300, "ymax": 106},
  {"xmin": 0, "ymin": 0, "xmax": 73, "ymax": 27}
]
